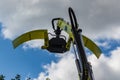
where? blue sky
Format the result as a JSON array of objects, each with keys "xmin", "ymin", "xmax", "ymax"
[
  {"xmin": 0, "ymin": 34, "xmax": 51, "ymax": 79},
  {"xmin": 0, "ymin": 34, "xmax": 59, "ymax": 79},
  {"xmin": 1, "ymin": 0, "xmax": 120, "ymax": 80}
]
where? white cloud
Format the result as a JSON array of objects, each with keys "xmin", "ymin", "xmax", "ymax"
[
  {"xmin": 0, "ymin": 0, "xmax": 70, "ymax": 39},
  {"xmin": 88, "ymin": 47, "xmax": 120, "ymax": 80},
  {"xmin": 34, "ymin": 47, "xmax": 120, "ymax": 80},
  {"xmin": 95, "ymin": 40, "xmax": 111, "ymax": 49},
  {"xmin": 22, "ymin": 40, "xmax": 44, "ymax": 50},
  {"xmin": 0, "ymin": 0, "xmax": 120, "ymax": 40},
  {"xmin": 34, "ymin": 53, "xmax": 79, "ymax": 80},
  {"xmin": 83, "ymin": 1, "xmax": 120, "ymax": 39},
  {"xmin": 0, "ymin": 0, "xmax": 70, "ymax": 49}
]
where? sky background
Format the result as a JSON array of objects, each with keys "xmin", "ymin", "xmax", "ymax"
[{"xmin": 1, "ymin": 0, "xmax": 120, "ymax": 80}]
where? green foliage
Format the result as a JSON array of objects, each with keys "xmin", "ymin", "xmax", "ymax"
[
  {"xmin": 26, "ymin": 77, "xmax": 31, "ymax": 80},
  {"xmin": 0, "ymin": 74, "xmax": 32, "ymax": 80},
  {"xmin": 46, "ymin": 78, "xmax": 51, "ymax": 80},
  {"xmin": 11, "ymin": 74, "xmax": 21, "ymax": 80},
  {"xmin": 0, "ymin": 75, "xmax": 5, "ymax": 80}
]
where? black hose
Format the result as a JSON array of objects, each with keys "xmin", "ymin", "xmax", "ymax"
[
  {"xmin": 52, "ymin": 18, "xmax": 62, "ymax": 30},
  {"xmin": 68, "ymin": 7, "xmax": 78, "ymax": 29},
  {"xmin": 68, "ymin": 7, "xmax": 89, "ymax": 80}
]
